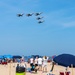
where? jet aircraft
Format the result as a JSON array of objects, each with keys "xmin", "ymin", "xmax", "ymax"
[
  {"xmin": 26, "ymin": 13, "xmax": 34, "ymax": 17},
  {"xmin": 17, "ymin": 13, "xmax": 24, "ymax": 17},
  {"xmin": 36, "ymin": 17, "xmax": 43, "ymax": 20},
  {"xmin": 35, "ymin": 12, "xmax": 42, "ymax": 16},
  {"xmin": 38, "ymin": 20, "xmax": 44, "ymax": 24}
]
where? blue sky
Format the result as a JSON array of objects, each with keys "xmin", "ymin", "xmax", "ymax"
[{"xmin": 0, "ymin": 0, "xmax": 75, "ymax": 56}]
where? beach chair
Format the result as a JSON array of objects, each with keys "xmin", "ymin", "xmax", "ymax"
[
  {"xmin": 1, "ymin": 62, "xmax": 7, "ymax": 65},
  {"xmin": 60, "ymin": 72, "xmax": 64, "ymax": 75},
  {"xmin": 65, "ymin": 72, "xmax": 70, "ymax": 75}
]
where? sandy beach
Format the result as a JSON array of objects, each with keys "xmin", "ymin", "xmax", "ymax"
[{"xmin": 0, "ymin": 62, "xmax": 75, "ymax": 75}]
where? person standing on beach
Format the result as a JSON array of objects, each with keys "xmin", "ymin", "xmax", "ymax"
[
  {"xmin": 38, "ymin": 57, "xmax": 43, "ymax": 71},
  {"xmin": 20, "ymin": 61, "xmax": 27, "ymax": 68},
  {"xmin": 34, "ymin": 57, "xmax": 38, "ymax": 67},
  {"xmin": 42, "ymin": 56, "xmax": 48, "ymax": 72},
  {"xmin": 30, "ymin": 57, "xmax": 34, "ymax": 67}
]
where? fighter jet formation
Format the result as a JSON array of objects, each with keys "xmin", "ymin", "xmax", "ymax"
[{"xmin": 17, "ymin": 12, "xmax": 45, "ymax": 24}]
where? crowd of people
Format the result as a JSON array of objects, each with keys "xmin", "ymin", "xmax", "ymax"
[
  {"xmin": 0, "ymin": 55, "xmax": 50, "ymax": 73},
  {"xmin": 29, "ymin": 56, "xmax": 48, "ymax": 73}
]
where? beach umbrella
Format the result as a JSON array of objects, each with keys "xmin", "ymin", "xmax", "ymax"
[
  {"xmin": 3, "ymin": 55, "xmax": 13, "ymax": 59},
  {"xmin": 31, "ymin": 55, "xmax": 40, "ymax": 59},
  {"xmin": 53, "ymin": 54, "xmax": 75, "ymax": 67},
  {"xmin": 13, "ymin": 55, "xmax": 22, "ymax": 59},
  {"xmin": 0, "ymin": 56, "xmax": 3, "ymax": 59},
  {"xmin": 27, "ymin": 56, "xmax": 32, "ymax": 59}
]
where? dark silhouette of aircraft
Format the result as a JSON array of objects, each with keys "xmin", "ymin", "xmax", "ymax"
[
  {"xmin": 17, "ymin": 13, "xmax": 24, "ymax": 17},
  {"xmin": 36, "ymin": 17, "xmax": 43, "ymax": 20},
  {"xmin": 35, "ymin": 12, "xmax": 42, "ymax": 16},
  {"xmin": 38, "ymin": 20, "xmax": 44, "ymax": 24},
  {"xmin": 26, "ymin": 13, "xmax": 34, "ymax": 17}
]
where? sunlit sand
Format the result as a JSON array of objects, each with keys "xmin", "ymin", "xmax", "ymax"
[{"xmin": 0, "ymin": 62, "xmax": 75, "ymax": 75}]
